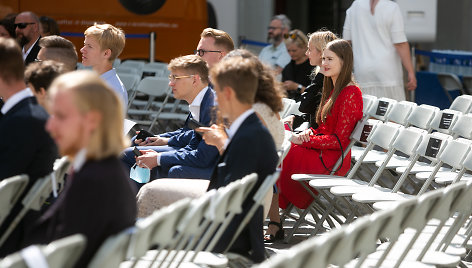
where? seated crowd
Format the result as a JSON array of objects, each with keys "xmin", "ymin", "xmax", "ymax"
[{"xmin": 0, "ymin": 10, "xmax": 364, "ymax": 267}]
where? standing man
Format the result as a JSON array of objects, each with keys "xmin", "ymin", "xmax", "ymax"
[
  {"xmin": 195, "ymin": 28, "xmax": 234, "ymax": 68},
  {"xmin": 81, "ymin": 23, "xmax": 128, "ymax": 110},
  {"xmin": 343, "ymin": 0, "xmax": 417, "ymax": 100},
  {"xmin": 14, "ymin": 11, "xmax": 41, "ymax": 66},
  {"xmin": 0, "ymin": 37, "xmax": 57, "ymax": 256},
  {"xmin": 259, "ymin": 14, "xmax": 292, "ymax": 76}
]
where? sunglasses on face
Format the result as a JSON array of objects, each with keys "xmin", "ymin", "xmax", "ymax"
[
  {"xmin": 15, "ymin": 22, "xmax": 35, "ymax": 29},
  {"xmin": 194, "ymin": 49, "xmax": 222, "ymax": 57}
]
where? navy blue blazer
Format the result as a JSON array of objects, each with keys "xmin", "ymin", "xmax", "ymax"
[
  {"xmin": 0, "ymin": 96, "xmax": 58, "ymax": 256},
  {"xmin": 159, "ymin": 87, "xmax": 219, "ymax": 170},
  {"xmin": 207, "ymin": 112, "xmax": 278, "ymax": 263},
  {"xmin": 24, "ymin": 157, "xmax": 137, "ymax": 268}
]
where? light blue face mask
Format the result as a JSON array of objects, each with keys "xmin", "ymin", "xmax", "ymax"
[{"xmin": 130, "ymin": 164, "xmax": 151, "ymax": 184}]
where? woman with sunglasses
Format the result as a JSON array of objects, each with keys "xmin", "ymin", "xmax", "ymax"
[
  {"xmin": 281, "ymin": 29, "xmax": 312, "ymax": 101},
  {"xmin": 265, "ymin": 39, "xmax": 363, "ymax": 243}
]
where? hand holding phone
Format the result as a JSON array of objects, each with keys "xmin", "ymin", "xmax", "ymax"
[
  {"xmin": 133, "ymin": 146, "xmax": 142, "ymax": 157},
  {"xmin": 136, "ymin": 129, "xmax": 154, "ymax": 141},
  {"xmin": 187, "ymin": 118, "xmax": 205, "ymax": 130}
]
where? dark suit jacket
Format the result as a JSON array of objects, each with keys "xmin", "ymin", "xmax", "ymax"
[
  {"xmin": 207, "ymin": 112, "xmax": 278, "ymax": 263},
  {"xmin": 0, "ymin": 96, "xmax": 58, "ymax": 256},
  {"xmin": 25, "ymin": 157, "xmax": 137, "ymax": 268},
  {"xmin": 160, "ymin": 88, "xmax": 219, "ymax": 171},
  {"xmin": 24, "ymin": 38, "xmax": 41, "ymax": 66}
]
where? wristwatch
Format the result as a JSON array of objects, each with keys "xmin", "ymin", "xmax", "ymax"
[{"xmin": 297, "ymin": 84, "xmax": 303, "ymax": 93}]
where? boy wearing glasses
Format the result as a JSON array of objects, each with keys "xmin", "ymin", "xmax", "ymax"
[
  {"xmin": 81, "ymin": 23, "xmax": 128, "ymax": 111},
  {"xmin": 259, "ymin": 14, "xmax": 292, "ymax": 76},
  {"xmin": 122, "ymin": 55, "xmax": 219, "ymax": 189},
  {"xmin": 14, "ymin": 11, "xmax": 41, "ymax": 66}
]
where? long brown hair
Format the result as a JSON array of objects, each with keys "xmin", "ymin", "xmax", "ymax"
[{"xmin": 316, "ymin": 39, "xmax": 354, "ymax": 124}]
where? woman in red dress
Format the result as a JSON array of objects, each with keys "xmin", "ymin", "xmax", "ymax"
[{"xmin": 265, "ymin": 39, "xmax": 363, "ymax": 242}]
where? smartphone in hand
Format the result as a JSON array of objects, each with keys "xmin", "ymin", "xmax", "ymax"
[
  {"xmin": 187, "ymin": 118, "xmax": 205, "ymax": 130},
  {"xmin": 133, "ymin": 146, "xmax": 142, "ymax": 157},
  {"xmin": 136, "ymin": 129, "xmax": 153, "ymax": 141}
]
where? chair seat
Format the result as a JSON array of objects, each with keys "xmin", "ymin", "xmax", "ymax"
[
  {"xmin": 415, "ymin": 169, "xmax": 455, "ymax": 181},
  {"xmin": 330, "ymin": 184, "xmax": 391, "ymax": 197},
  {"xmin": 377, "ymin": 154, "xmax": 410, "ymax": 169},
  {"xmin": 308, "ymin": 178, "xmax": 368, "ymax": 190},
  {"xmin": 352, "ymin": 191, "xmax": 412, "ymax": 203},
  {"xmin": 291, "ymin": 174, "xmax": 344, "ymax": 182},
  {"xmin": 435, "ymin": 173, "xmax": 472, "ymax": 184},
  {"xmin": 372, "ymin": 201, "xmax": 401, "ymax": 210},
  {"xmin": 395, "ymin": 162, "xmax": 434, "ymax": 174},
  {"xmin": 355, "ymin": 150, "xmax": 387, "ymax": 163}
]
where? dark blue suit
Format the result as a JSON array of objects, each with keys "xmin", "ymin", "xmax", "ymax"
[
  {"xmin": 207, "ymin": 112, "xmax": 278, "ymax": 263},
  {"xmin": 122, "ymin": 88, "xmax": 219, "ymax": 185},
  {"xmin": 0, "ymin": 96, "xmax": 58, "ymax": 256}
]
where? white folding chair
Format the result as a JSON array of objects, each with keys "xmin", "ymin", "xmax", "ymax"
[
  {"xmin": 366, "ymin": 97, "xmax": 397, "ymax": 122},
  {"xmin": 0, "ymin": 175, "xmax": 29, "ymax": 228},
  {"xmin": 404, "ymin": 104, "xmax": 439, "ymax": 131},
  {"xmin": 279, "ymin": 98, "xmax": 296, "ymax": 118},
  {"xmin": 437, "ymin": 72, "xmax": 466, "ymax": 103},
  {"xmin": 428, "ymin": 108, "xmax": 462, "ymax": 134},
  {"xmin": 450, "ymin": 113, "xmax": 472, "ymax": 139},
  {"xmin": 0, "ymin": 234, "xmax": 86, "ymax": 268},
  {"xmin": 88, "ymin": 227, "xmax": 135, "ymax": 268},
  {"xmin": 0, "ymin": 158, "xmax": 70, "ymax": 247},
  {"xmin": 449, "ymin": 94, "xmax": 472, "ymax": 113},
  {"xmin": 117, "ymin": 73, "xmax": 141, "ymax": 99},
  {"xmin": 385, "ymin": 100, "xmax": 417, "ymax": 126}
]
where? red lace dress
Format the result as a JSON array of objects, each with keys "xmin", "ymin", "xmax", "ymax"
[{"xmin": 277, "ymin": 85, "xmax": 363, "ymax": 209}]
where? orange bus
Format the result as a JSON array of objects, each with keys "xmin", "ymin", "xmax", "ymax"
[{"xmin": 1, "ymin": 0, "xmax": 209, "ymax": 62}]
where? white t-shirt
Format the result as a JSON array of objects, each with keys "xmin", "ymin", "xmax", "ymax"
[
  {"xmin": 101, "ymin": 68, "xmax": 129, "ymax": 111},
  {"xmin": 343, "ymin": 0, "xmax": 408, "ymax": 100}
]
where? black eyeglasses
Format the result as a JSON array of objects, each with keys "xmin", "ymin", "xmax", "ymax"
[
  {"xmin": 15, "ymin": 22, "xmax": 35, "ymax": 29},
  {"xmin": 194, "ymin": 49, "xmax": 222, "ymax": 57}
]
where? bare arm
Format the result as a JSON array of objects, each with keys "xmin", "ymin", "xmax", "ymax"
[{"xmin": 394, "ymin": 42, "xmax": 417, "ymax": 91}]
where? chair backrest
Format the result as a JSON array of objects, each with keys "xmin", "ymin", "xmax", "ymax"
[
  {"xmin": 120, "ymin": 60, "xmax": 145, "ymax": 70},
  {"xmin": 141, "ymin": 66, "xmax": 166, "ymax": 79},
  {"xmin": 451, "ymin": 113, "xmax": 472, "ymax": 139},
  {"xmin": 135, "ymin": 77, "xmax": 169, "ymax": 97},
  {"xmin": 0, "ymin": 175, "xmax": 29, "ymax": 227},
  {"xmin": 366, "ymin": 122, "xmax": 402, "ymax": 150},
  {"xmin": 437, "ymin": 138, "xmax": 471, "ymax": 170},
  {"xmin": 280, "ymin": 98, "xmax": 295, "ymax": 118},
  {"xmin": 449, "ymin": 94, "xmax": 472, "ymax": 113},
  {"xmin": 349, "ymin": 118, "xmax": 381, "ymax": 145},
  {"xmin": 362, "ymin": 94, "xmax": 377, "ymax": 116},
  {"xmin": 88, "ymin": 227, "xmax": 135, "ymax": 268},
  {"xmin": 0, "ymin": 234, "xmax": 86, "ymax": 268},
  {"xmin": 385, "ymin": 100, "xmax": 417, "ymax": 125},
  {"xmin": 406, "ymin": 104, "xmax": 439, "ymax": 130},
  {"xmin": 145, "ymin": 62, "xmax": 168, "ymax": 70},
  {"xmin": 429, "ymin": 109, "xmax": 462, "ymax": 134},
  {"xmin": 116, "ymin": 65, "xmax": 139, "ymax": 75},
  {"xmin": 367, "ymin": 97, "xmax": 397, "ymax": 121},
  {"xmin": 390, "ymin": 126, "xmax": 426, "ymax": 156},
  {"xmin": 437, "ymin": 73, "xmax": 466, "ymax": 103},
  {"xmin": 117, "ymin": 73, "xmax": 141, "ymax": 92},
  {"xmin": 416, "ymin": 132, "xmax": 452, "ymax": 162}
]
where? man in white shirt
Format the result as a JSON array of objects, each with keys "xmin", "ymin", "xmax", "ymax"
[
  {"xmin": 14, "ymin": 11, "xmax": 41, "ymax": 66},
  {"xmin": 80, "ymin": 23, "xmax": 128, "ymax": 110},
  {"xmin": 259, "ymin": 14, "xmax": 292, "ymax": 75},
  {"xmin": 124, "ymin": 55, "xmax": 219, "ymax": 188}
]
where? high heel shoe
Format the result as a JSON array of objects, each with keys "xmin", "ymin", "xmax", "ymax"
[{"xmin": 264, "ymin": 221, "xmax": 284, "ymax": 243}]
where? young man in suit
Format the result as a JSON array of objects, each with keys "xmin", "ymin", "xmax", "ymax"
[
  {"xmin": 24, "ymin": 70, "xmax": 136, "ymax": 268},
  {"xmin": 0, "ymin": 37, "xmax": 57, "ymax": 256},
  {"xmin": 195, "ymin": 28, "xmax": 234, "ymax": 68},
  {"xmin": 202, "ymin": 56, "xmax": 279, "ymax": 262},
  {"xmin": 14, "ymin": 11, "xmax": 41, "ymax": 66},
  {"xmin": 124, "ymin": 55, "xmax": 219, "ymax": 185}
]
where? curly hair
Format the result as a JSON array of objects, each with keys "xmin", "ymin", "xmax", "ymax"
[{"xmin": 223, "ymin": 49, "xmax": 284, "ymax": 113}]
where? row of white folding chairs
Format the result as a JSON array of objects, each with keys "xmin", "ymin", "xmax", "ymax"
[
  {"xmin": 0, "ymin": 157, "xmax": 70, "ymax": 247},
  {"xmin": 89, "ymin": 170, "xmax": 281, "ymax": 268},
  {"xmin": 0, "ymin": 234, "xmax": 85, "ymax": 268},
  {"xmin": 257, "ymin": 180, "xmax": 472, "ymax": 268},
  {"xmin": 292, "ymin": 116, "xmax": 472, "ymax": 237},
  {"xmin": 287, "ymin": 95, "xmax": 472, "ymax": 240}
]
